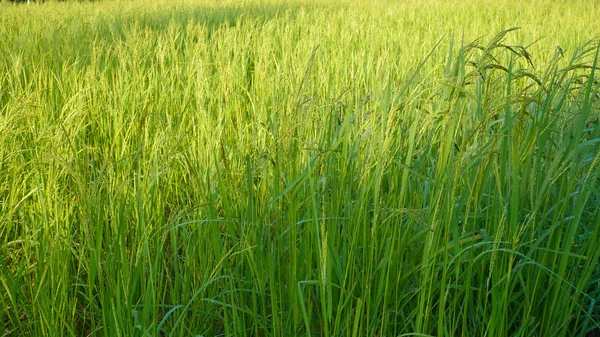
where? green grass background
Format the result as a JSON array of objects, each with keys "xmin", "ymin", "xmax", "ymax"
[{"xmin": 1, "ymin": 0, "xmax": 599, "ymax": 336}]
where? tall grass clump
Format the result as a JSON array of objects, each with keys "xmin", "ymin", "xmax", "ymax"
[{"xmin": 1, "ymin": 0, "xmax": 599, "ymax": 336}]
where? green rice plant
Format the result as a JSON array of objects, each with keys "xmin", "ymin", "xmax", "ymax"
[{"xmin": 0, "ymin": 0, "xmax": 599, "ymax": 336}]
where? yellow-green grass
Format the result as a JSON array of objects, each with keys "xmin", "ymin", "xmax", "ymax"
[{"xmin": 1, "ymin": 0, "xmax": 599, "ymax": 336}]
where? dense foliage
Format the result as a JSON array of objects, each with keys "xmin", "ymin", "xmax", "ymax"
[{"xmin": 1, "ymin": 0, "xmax": 599, "ymax": 336}]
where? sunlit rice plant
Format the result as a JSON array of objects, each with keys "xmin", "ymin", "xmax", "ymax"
[{"xmin": 0, "ymin": 0, "xmax": 599, "ymax": 336}]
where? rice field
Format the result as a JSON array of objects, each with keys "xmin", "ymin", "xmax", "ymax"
[{"xmin": 1, "ymin": 0, "xmax": 599, "ymax": 336}]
